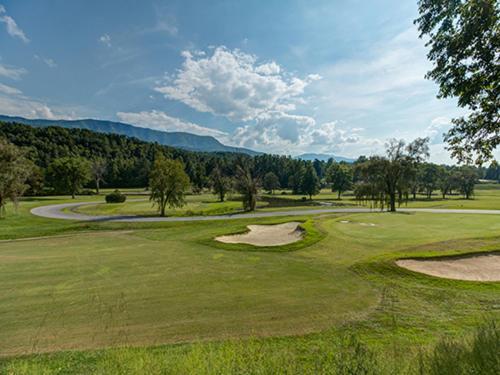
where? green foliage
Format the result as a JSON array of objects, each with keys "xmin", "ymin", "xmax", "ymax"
[
  {"xmin": 456, "ymin": 165, "xmax": 479, "ymax": 199},
  {"xmin": 355, "ymin": 138, "xmax": 430, "ymax": 211},
  {"xmin": 326, "ymin": 162, "xmax": 353, "ymax": 199},
  {"xmin": 105, "ymin": 189, "xmax": 127, "ymax": 203},
  {"xmin": 419, "ymin": 321, "xmax": 499, "ymax": 375},
  {"xmin": 234, "ymin": 162, "xmax": 258, "ymax": 211},
  {"xmin": 0, "ymin": 139, "xmax": 33, "ymax": 217},
  {"xmin": 301, "ymin": 163, "xmax": 320, "ymax": 199},
  {"xmin": 90, "ymin": 158, "xmax": 106, "ymax": 194},
  {"xmin": 415, "ymin": 0, "xmax": 499, "ymax": 164},
  {"xmin": 262, "ymin": 171, "xmax": 280, "ymax": 194},
  {"xmin": 47, "ymin": 157, "xmax": 91, "ymax": 199},
  {"xmin": 420, "ymin": 163, "xmax": 441, "ymax": 198},
  {"xmin": 210, "ymin": 165, "xmax": 231, "ymax": 202},
  {"xmin": 149, "ymin": 155, "xmax": 190, "ymax": 216}
]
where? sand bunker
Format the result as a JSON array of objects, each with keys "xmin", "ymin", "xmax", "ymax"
[
  {"xmin": 397, "ymin": 254, "xmax": 500, "ymax": 281},
  {"xmin": 216, "ymin": 222, "xmax": 303, "ymax": 247}
]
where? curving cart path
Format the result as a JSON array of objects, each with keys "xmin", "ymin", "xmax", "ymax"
[{"xmin": 30, "ymin": 202, "xmax": 500, "ymax": 222}]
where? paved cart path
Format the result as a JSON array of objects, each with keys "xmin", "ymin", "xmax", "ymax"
[{"xmin": 30, "ymin": 202, "xmax": 500, "ymax": 222}]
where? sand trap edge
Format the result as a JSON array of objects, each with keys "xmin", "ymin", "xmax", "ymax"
[
  {"xmin": 396, "ymin": 253, "xmax": 500, "ymax": 282},
  {"xmin": 215, "ymin": 222, "xmax": 305, "ymax": 247}
]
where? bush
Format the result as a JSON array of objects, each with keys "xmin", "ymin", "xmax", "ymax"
[
  {"xmin": 79, "ymin": 189, "xmax": 95, "ymax": 196},
  {"xmin": 105, "ymin": 190, "xmax": 126, "ymax": 203}
]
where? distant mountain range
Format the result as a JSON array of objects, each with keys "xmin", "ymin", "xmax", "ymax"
[
  {"xmin": 0, "ymin": 115, "xmax": 260, "ymax": 155},
  {"xmin": 295, "ymin": 153, "xmax": 355, "ymax": 163}
]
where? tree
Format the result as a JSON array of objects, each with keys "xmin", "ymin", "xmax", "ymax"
[
  {"xmin": 0, "ymin": 139, "xmax": 33, "ymax": 217},
  {"xmin": 91, "ymin": 158, "xmax": 106, "ymax": 194},
  {"xmin": 355, "ymin": 138, "xmax": 430, "ymax": 212},
  {"xmin": 457, "ymin": 166, "xmax": 479, "ymax": 199},
  {"xmin": 234, "ymin": 162, "xmax": 258, "ymax": 211},
  {"xmin": 420, "ymin": 163, "xmax": 441, "ymax": 199},
  {"xmin": 211, "ymin": 165, "xmax": 231, "ymax": 202},
  {"xmin": 149, "ymin": 155, "xmax": 190, "ymax": 217},
  {"xmin": 47, "ymin": 157, "xmax": 90, "ymax": 199},
  {"xmin": 262, "ymin": 172, "xmax": 280, "ymax": 194},
  {"xmin": 485, "ymin": 160, "xmax": 500, "ymax": 181},
  {"xmin": 438, "ymin": 167, "xmax": 452, "ymax": 199},
  {"xmin": 415, "ymin": 0, "xmax": 499, "ymax": 164},
  {"xmin": 326, "ymin": 163, "xmax": 353, "ymax": 199},
  {"xmin": 301, "ymin": 163, "xmax": 321, "ymax": 199},
  {"xmin": 288, "ymin": 162, "xmax": 305, "ymax": 194}
]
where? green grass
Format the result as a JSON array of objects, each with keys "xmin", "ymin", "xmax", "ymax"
[
  {"xmin": 0, "ymin": 194, "xmax": 499, "ymax": 373},
  {"xmin": 73, "ymin": 193, "xmax": 264, "ymax": 217}
]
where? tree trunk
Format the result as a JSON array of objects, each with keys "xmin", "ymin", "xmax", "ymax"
[
  {"xmin": 72, "ymin": 190, "xmax": 75, "ymax": 199},
  {"xmin": 389, "ymin": 193, "xmax": 396, "ymax": 212},
  {"xmin": 338, "ymin": 191, "xmax": 341, "ymax": 200},
  {"xmin": 96, "ymin": 179, "xmax": 100, "ymax": 195}
]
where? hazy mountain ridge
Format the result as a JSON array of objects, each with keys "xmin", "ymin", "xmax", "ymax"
[
  {"xmin": 0, "ymin": 115, "xmax": 260, "ymax": 155},
  {"xmin": 295, "ymin": 153, "xmax": 355, "ymax": 163}
]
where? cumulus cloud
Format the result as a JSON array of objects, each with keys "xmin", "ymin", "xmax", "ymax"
[
  {"xmin": 425, "ymin": 116, "xmax": 451, "ymax": 144},
  {"xmin": 0, "ymin": 94, "xmax": 57, "ymax": 119},
  {"xmin": 0, "ymin": 5, "xmax": 29, "ymax": 43},
  {"xmin": 117, "ymin": 110, "xmax": 228, "ymax": 139},
  {"xmin": 155, "ymin": 46, "xmax": 321, "ymax": 121},
  {"xmin": 99, "ymin": 34, "xmax": 112, "ymax": 47}
]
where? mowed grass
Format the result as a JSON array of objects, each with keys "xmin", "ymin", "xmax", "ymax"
[
  {"xmin": 73, "ymin": 193, "xmax": 252, "ymax": 217},
  {"xmin": 0, "ymin": 206, "xmax": 499, "ymax": 360}
]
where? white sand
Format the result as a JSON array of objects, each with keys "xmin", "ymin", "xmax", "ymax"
[
  {"xmin": 396, "ymin": 254, "xmax": 500, "ymax": 281},
  {"xmin": 215, "ymin": 222, "xmax": 303, "ymax": 247}
]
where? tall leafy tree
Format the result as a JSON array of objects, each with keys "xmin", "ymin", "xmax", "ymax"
[
  {"xmin": 262, "ymin": 172, "xmax": 280, "ymax": 194},
  {"xmin": 301, "ymin": 163, "xmax": 321, "ymax": 199},
  {"xmin": 91, "ymin": 158, "xmax": 106, "ymax": 194},
  {"xmin": 149, "ymin": 155, "xmax": 190, "ymax": 217},
  {"xmin": 0, "ymin": 139, "xmax": 33, "ymax": 217},
  {"xmin": 326, "ymin": 163, "xmax": 353, "ymax": 199},
  {"xmin": 234, "ymin": 162, "xmax": 259, "ymax": 211},
  {"xmin": 47, "ymin": 157, "xmax": 90, "ymax": 199},
  {"xmin": 457, "ymin": 165, "xmax": 479, "ymax": 199},
  {"xmin": 420, "ymin": 163, "xmax": 441, "ymax": 199},
  {"xmin": 355, "ymin": 138, "xmax": 430, "ymax": 212},
  {"xmin": 211, "ymin": 165, "xmax": 231, "ymax": 202},
  {"xmin": 415, "ymin": 0, "xmax": 499, "ymax": 164}
]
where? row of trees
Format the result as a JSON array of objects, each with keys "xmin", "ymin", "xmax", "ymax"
[{"xmin": 0, "ymin": 122, "xmax": 492, "ymax": 216}]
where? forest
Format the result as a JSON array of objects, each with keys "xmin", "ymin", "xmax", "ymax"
[{"xmin": 1, "ymin": 120, "xmax": 499, "ymax": 208}]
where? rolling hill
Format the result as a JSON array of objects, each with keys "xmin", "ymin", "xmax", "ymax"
[{"xmin": 0, "ymin": 115, "xmax": 260, "ymax": 155}]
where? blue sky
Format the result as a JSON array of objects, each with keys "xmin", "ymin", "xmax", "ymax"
[{"xmin": 0, "ymin": 0, "xmax": 493, "ymax": 163}]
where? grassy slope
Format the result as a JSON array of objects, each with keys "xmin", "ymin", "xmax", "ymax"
[
  {"xmin": 0, "ymin": 194, "xmax": 499, "ymax": 372},
  {"xmin": 70, "ymin": 188, "xmax": 500, "ymax": 219}
]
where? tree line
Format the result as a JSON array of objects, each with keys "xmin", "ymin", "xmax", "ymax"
[{"xmin": 0, "ymin": 121, "xmax": 496, "ymax": 216}]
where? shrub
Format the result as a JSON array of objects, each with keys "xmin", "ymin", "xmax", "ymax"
[
  {"xmin": 79, "ymin": 189, "xmax": 95, "ymax": 196},
  {"xmin": 105, "ymin": 190, "xmax": 126, "ymax": 203}
]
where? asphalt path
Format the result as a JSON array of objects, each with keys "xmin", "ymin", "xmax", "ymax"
[{"xmin": 30, "ymin": 202, "xmax": 500, "ymax": 223}]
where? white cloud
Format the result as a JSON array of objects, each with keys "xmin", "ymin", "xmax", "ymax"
[
  {"xmin": 425, "ymin": 116, "xmax": 451, "ymax": 144},
  {"xmin": 155, "ymin": 46, "xmax": 321, "ymax": 121},
  {"xmin": 0, "ymin": 63, "xmax": 26, "ymax": 79},
  {"xmin": 0, "ymin": 94, "xmax": 57, "ymax": 119},
  {"xmin": 0, "ymin": 5, "xmax": 29, "ymax": 43},
  {"xmin": 34, "ymin": 54, "xmax": 57, "ymax": 68},
  {"xmin": 116, "ymin": 110, "xmax": 228, "ymax": 139},
  {"xmin": 99, "ymin": 34, "xmax": 112, "ymax": 47},
  {"xmin": 0, "ymin": 82, "xmax": 22, "ymax": 95}
]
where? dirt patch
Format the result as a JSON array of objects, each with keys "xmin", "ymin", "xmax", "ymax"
[
  {"xmin": 215, "ymin": 222, "xmax": 304, "ymax": 247},
  {"xmin": 396, "ymin": 254, "xmax": 500, "ymax": 281}
]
